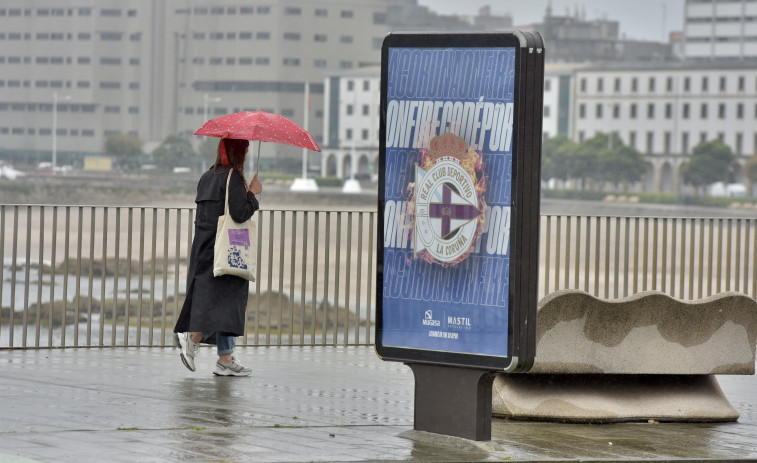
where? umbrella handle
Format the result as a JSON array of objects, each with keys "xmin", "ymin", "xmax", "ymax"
[{"xmin": 255, "ymin": 140, "xmax": 261, "ymax": 176}]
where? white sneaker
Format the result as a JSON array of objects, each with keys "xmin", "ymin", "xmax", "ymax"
[
  {"xmin": 175, "ymin": 332, "xmax": 199, "ymax": 372},
  {"xmin": 213, "ymin": 356, "xmax": 252, "ymax": 377}
]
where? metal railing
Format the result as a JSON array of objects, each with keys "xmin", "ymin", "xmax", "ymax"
[{"xmin": 0, "ymin": 205, "xmax": 754, "ymax": 349}]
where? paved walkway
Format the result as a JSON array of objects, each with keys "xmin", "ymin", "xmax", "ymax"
[{"xmin": 0, "ymin": 346, "xmax": 755, "ymax": 462}]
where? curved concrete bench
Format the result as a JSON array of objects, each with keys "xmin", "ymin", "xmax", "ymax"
[{"xmin": 493, "ymin": 290, "xmax": 757, "ymax": 423}]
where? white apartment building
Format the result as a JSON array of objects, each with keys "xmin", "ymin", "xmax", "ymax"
[
  {"xmin": 0, "ymin": 0, "xmax": 388, "ymax": 164},
  {"xmin": 322, "ymin": 68, "xmax": 381, "ymax": 179},
  {"xmin": 572, "ymin": 62, "xmax": 757, "ymax": 192},
  {"xmin": 684, "ymin": 0, "xmax": 757, "ymax": 60}
]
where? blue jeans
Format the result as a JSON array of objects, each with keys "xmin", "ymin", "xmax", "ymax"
[{"xmin": 202, "ymin": 332, "xmax": 235, "ymax": 355}]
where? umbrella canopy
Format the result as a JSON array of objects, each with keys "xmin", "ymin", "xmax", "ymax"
[{"xmin": 195, "ymin": 111, "xmax": 320, "ymax": 152}]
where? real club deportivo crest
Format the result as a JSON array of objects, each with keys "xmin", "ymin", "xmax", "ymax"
[{"xmin": 413, "ymin": 132, "xmax": 486, "ymax": 266}]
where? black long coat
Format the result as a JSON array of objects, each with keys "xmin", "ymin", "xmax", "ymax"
[{"xmin": 174, "ymin": 165, "xmax": 259, "ymax": 344}]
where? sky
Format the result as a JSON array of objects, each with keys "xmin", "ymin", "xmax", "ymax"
[{"xmin": 416, "ymin": 0, "xmax": 685, "ymax": 42}]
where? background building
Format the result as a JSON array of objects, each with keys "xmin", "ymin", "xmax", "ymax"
[
  {"xmin": 0, "ymin": 0, "xmax": 387, "ymax": 167},
  {"xmin": 683, "ymin": 0, "xmax": 757, "ymax": 61},
  {"xmin": 571, "ymin": 62, "xmax": 757, "ymax": 192}
]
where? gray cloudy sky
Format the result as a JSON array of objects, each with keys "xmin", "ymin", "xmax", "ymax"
[{"xmin": 416, "ymin": 0, "xmax": 685, "ymax": 42}]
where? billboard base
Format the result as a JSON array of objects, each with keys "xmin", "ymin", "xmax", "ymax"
[{"xmin": 409, "ymin": 363, "xmax": 496, "ymax": 441}]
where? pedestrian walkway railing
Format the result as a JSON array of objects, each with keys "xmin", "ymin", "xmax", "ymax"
[{"xmin": 0, "ymin": 204, "xmax": 754, "ymax": 349}]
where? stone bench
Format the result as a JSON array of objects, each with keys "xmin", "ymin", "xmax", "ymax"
[{"xmin": 492, "ymin": 290, "xmax": 757, "ymax": 423}]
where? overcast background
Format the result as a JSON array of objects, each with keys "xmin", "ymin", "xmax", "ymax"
[{"xmin": 417, "ymin": 0, "xmax": 685, "ymax": 42}]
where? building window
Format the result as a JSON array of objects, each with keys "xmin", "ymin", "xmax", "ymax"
[
  {"xmin": 578, "ymin": 131, "xmax": 585, "ymax": 143},
  {"xmin": 362, "ymin": 129, "xmax": 369, "ymax": 140},
  {"xmin": 79, "ymin": 7, "xmax": 91, "ymax": 15},
  {"xmin": 664, "ymin": 132, "xmax": 671, "ymax": 153},
  {"xmin": 737, "ymin": 103, "xmax": 744, "ymax": 119},
  {"xmin": 255, "ymin": 57, "xmax": 269, "ymax": 65},
  {"xmin": 613, "ymin": 104, "xmax": 620, "ymax": 119},
  {"xmin": 595, "ymin": 104, "xmax": 603, "ymax": 118},
  {"xmin": 597, "ymin": 78, "xmax": 603, "ymax": 92},
  {"xmin": 682, "ymin": 132, "xmax": 689, "ymax": 155},
  {"xmin": 665, "ymin": 103, "xmax": 672, "ymax": 119},
  {"xmin": 240, "ymin": 32, "xmax": 252, "ymax": 40},
  {"xmin": 130, "ymin": 32, "xmax": 141, "ymax": 41},
  {"xmin": 100, "ymin": 32, "xmax": 122, "ymax": 41},
  {"xmin": 284, "ymin": 33, "xmax": 301, "ymax": 41},
  {"xmin": 363, "ymin": 80, "xmax": 370, "ymax": 91},
  {"xmin": 719, "ymin": 76, "xmax": 726, "ymax": 92},
  {"xmin": 630, "ymin": 103, "xmax": 637, "ymax": 119},
  {"xmin": 128, "ymin": 107, "xmax": 138, "ymax": 114},
  {"xmin": 647, "ymin": 103, "xmax": 655, "ymax": 119},
  {"xmin": 36, "ymin": 33, "xmax": 50, "ymax": 40},
  {"xmin": 718, "ymin": 103, "xmax": 726, "ymax": 119},
  {"xmin": 130, "ymin": 58, "xmax": 140, "ymax": 65},
  {"xmin": 283, "ymin": 58, "xmax": 300, "ymax": 66},
  {"xmin": 578, "ymin": 104, "xmax": 586, "ymax": 118},
  {"xmin": 226, "ymin": 58, "xmax": 235, "ymax": 65},
  {"xmin": 314, "ymin": 59, "xmax": 326, "ymax": 67},
  {"xmin": 210, "ymin": 7, "xmax": 224, "ymax": 15},
  {"xmin": 362, "ymin": 104, "xmax": 370, "ymax": 116},
  {"xmin": 666, "ymin": 77, "xmax": 673, "ymax": 92},
  {"xmin": 314, "ymin": 34, "xmax": 327, "ymax": 42},
  {"xmin": 257, "ymin": 6, "xmax": 270, "ymax": 14},
  {"xmin": 631, "ymin": 77, "xmax": 638, "ymax": 92},
  {"xmin": 100, "ymin": 81, "xmax": 121, "ymax": 89},
  {"xmin": 256, "ymin": 32, "xmax": 270, "ymax": 40},
  {"xmin": 341, "ymin": 10, "xmax": 354, "ymax": 18},
  {"xmin": 700, "ymin": 132, "xmax": 707, "ymax": 144},
  {"xmin": 285, "ymin": 7, "xmax": 301, "ymax": 15},
  {"xmin": 682, "ymin": 103, "xmax": 690, "ymax": 119},
  {"xmin": 580, "ymin": 78, "xmax": 586, "ymax": 92},
  {"xmin": 193, "ymin": 7, "xmax": 208, "ymax": 14},
  {"xmin": 210, "ymin": 33, "xmax": 223, "ymax": 40},
  {"xmin": 315, "ymin": 8, "xmax": 327, "ymax": 17},
  {"xmin": 77, "ymin": 81, "xmax": 90, "ymax": 88},
  {"xmin": 281, "ymin": 109, "xmax": 295, "ymax": 117},
  {"xmin": 738, "ymin": 76, "xmax": 745, "ymax": 91},
  {"xmin": 240, "ymin": 7, "xmax": 253, "ymax": 14},
  {"xmin": 701, "ymin": 76, "xmax": 708, "ymax": 92},
  {"xmin": 736, "ymin": 133, "xmax": 743, "ymax": 155},
  {"xmin": 646, "ymin": 132, "xmax": 654, "ymax": 154},
  {"xmin": 101, "ymin": 9, "xmax": 121, "ymax": 16},
  {"xmin": 700, "ymin": 103, "xmax": 708, "ymax": 119},
  {"xmin": 78, "ymin": 57, "xmax": 91, "ymax": 64},
  {"xmin": 340, "ymin": 61, "xmax": 352, "ymax": 69},
  {"xmin": 614, "ymin": 78, "xmax": 621, "ymax": 92},
  {"xmin": 239, "ymin": 57, "xmax": 252, "ymax": 65},
  {"xmin": 100, "ymin": 57, "xmax": 121, "ymax": 65},
  {"xmin": 104, "ymin": 106, "xmax": 120, "ymax": 113},
  {"xmin": 346, "ymin": 129, "xmax": 353, "ymax": 140},
  {"xmin": 346, "ymin": 104, "xmax": 354, "ymax": 115},
  {"xmin": 544, "ymin": 105, "xmax": 551, "ymax": 117},
  {"xmin": 648, "ymin": 77, "xmax": 655, "ymax": 92},
  {"xmin": 340, "ymin": 36, "xmax": 353, "ymax": 44}
]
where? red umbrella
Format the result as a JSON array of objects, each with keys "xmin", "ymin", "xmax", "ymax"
[{"xmin": 195, "ymin": 110, "xmax": 320, "ymax": 168}]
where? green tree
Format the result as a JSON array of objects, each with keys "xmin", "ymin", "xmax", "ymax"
[
  {"xmin": 197, "ymin": 137, "xmax": 219, "ymax": 160},
  {"xmin": 103, "ymin": 133, "xmax": 143, "ymax": 170},
  {"xmin": 151, "ymin": 135, "xmax": 196, "ymax": 171},
  {"xmin": 541, "ymin": 135, "xmax": 577, "ymax": 182},
  {"xmin": 681, "ymin": 140, "xmax": 738, "ymax": 194}
]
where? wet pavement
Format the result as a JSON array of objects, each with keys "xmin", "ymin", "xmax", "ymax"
[{"xmin": 0, "ymin": 346, "xmax": 755, "ymax": 462}]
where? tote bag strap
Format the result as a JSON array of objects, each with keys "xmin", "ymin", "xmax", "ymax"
[{"xmin": 223, "ymin": 170, "xmax": 233, "ymax": 218}]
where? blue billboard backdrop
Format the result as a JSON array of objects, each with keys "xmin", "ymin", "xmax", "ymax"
[{"xmin": 381, "ymin": 45, "xmax": 516, "ymax": 358}]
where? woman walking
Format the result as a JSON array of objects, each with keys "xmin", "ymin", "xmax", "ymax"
[{"xmin": 174, "ymin": 138, "xmax": 262, "ymax": 376}]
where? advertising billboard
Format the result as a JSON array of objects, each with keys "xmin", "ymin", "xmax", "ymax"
[{"xmin": 377, "ymin": 32, "xmax": 543, "ymax": 371}]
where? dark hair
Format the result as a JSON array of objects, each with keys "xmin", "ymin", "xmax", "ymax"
[{"xmin": 213, "ymin": 138, "xmax": 249, "ymax": 179}]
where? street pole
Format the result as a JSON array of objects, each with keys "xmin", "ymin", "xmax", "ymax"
[
  {"xmin": 52, "ymin": 92, "xmax": 58, "ymax": 175},
  {"xmin": 52, "ymin": 91, "xmax": 71, "ymax": 175},
  {"xmin": 302, "ymin": 82, "xmax": 309, "ymax": 179}
]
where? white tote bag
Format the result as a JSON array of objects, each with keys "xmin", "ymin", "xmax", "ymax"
[{"xmin": 213, "ymin": 170, "xmax": 257, "ymax": 281}]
